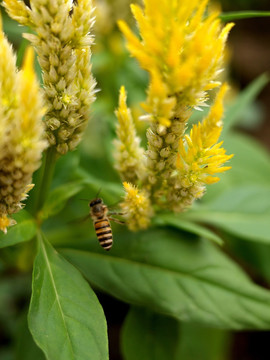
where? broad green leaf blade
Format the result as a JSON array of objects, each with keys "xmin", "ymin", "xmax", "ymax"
[
  {"xmin": 0, "ymin": 211, "xmax": 37, "ymax": 249},
  {"xmin": 16, "ymin": 38, "xmax": 29, "ymax": 67},
  {"xmin": 28, "ymin": 233, "xmax": 108, "ymax": 360},
  {"xmin": 177, "ymin": 323, "xmax": 230, "ymax": 360},
  {"xmin": 121, "ymin": 307, "xmax": 180, "ymax": 360},
  {"xmin": 202, "ymin": 132, "xmax": 270, "ymax": 203},
  {"xmin": 185, "ymin": 185, "xmax": 270, "ymax": 243},
  {"xmin": 222, "ymin": 74, "xmax": 269, "ymax": 135},
  {"xmin": 225, "ymin": 133, "xmax": 270, "ymax": 183},
  {"xmin": 154, "ymin": 214, "xmax": 223, "ymax": 245},
  {"xmin": 76, "ymin": 168, "xmax": 123, "ymax": 204},
  {"xmin": 52, "ymin": 150, "xmax": 80, "ymax": 186},
  {"xmin": 2, "ymin": 13, "xmax": 27, "ymax": 43},
  {"xmin": 41, "ymin": 181, "xmax": 84, "ymax": 219},
  {"xmin": 62, "ymin": 228, "xmax": 270, "ymax": 329},
  {"xmin": 220, "ymin": 11, "xmax": 270, "ymax": 22}
]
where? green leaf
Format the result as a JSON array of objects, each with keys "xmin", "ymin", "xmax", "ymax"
[
  {"xmin": 41, "ymin": 181, "xmax": 84, "ymax": 219},
  {"xmin": 62, "ymin": 228, "xmax": 270, "ymax": 329},
  {"xmin": 76, "ymin": 168, "xmax": 123, "ymax": 204},
  {"xmin": 177, "ymin": 323, "xmax": 230, "ymax": 360},
  {"xmin": 184, "ymin": 185, "xmax": 270, "ymax": 243},
  {"xmin": 121, "ymin": 307, "xmax": 180, "ymax": 360},
  {"xmin": 225, "ymin": 133, "xmax": 270, "ymax": 183},
  {"xmin": 2, "ymin": 13, "xmax": 27, "ymax": 42},
  {"xmin": 0, "ymin": 211, "xmax": 37, "ymax": 249},
  {"xmin": 53, "ymin": 151, "xmax": 80, "ymax": 186},
  {"xmin": 154, "ymin": 214, "xmax": 223, "ymax": 245},
  {"xmin": 220, "ymin": 11, "xmax": 270, "ymax": 22},
  {"xmin": 16, "ymin": 39, "xmax": 29, "ymax": 68},
  {"xmin": 222, "ymin": 74, "xmax": 269, "ymax": 135},
  {"xmin": 28, "ymin": 232, "xmax": 109, "ymax": 360},
  {"xmin": 202, "ymin": 132, "xmax": 270, "ymax": 203}
]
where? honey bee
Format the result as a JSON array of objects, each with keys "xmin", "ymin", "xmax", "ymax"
[{"xmin": 89, "ymin": 197, "xmax": 124, "ymax": 251}]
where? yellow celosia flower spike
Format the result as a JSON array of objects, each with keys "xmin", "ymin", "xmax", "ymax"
[
  {"xmin": 119, "ymin": 0, "xmax": 234, "ymax": 116},
  {"xmin": 0, "ymin": 16, "xmax": 46, "ymax": 233},
  {"xmin": 116, "ymin": 0, "xmax": 234, "ymax": 217},
  {"xmin": 121, "ymin": 182, "xmax": 153, "ymax": 231},
  {"xmin": 4, "ymin": 0, "xmax": 96, "ymax": 155},
  {"xmin": 2, "ymin": 0, "xmax": 33, "ymax": 27},
  {"xmin": 114, "ymin": 86, "xmax": 145, "ymax": 183},
  {"xmin": 17, "ymin": 48, "xmax": 45, "ymax": 144},
  {"xmin": 172, "ymin": 84, "xmax": 233, "ymax": 211}
]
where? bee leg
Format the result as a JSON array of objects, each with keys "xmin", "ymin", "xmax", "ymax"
[
  {"xmin": 108, "ymin": 217, "xmax": 125, "ymax": 225},
  {"xmin": 109, "ymin": 211, "xmax": 125, "ymax": 216}
]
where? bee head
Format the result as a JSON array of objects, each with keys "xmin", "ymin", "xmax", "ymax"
[{"xmin": 89, "ymin": 198, "xmax": 103, "ymax": 208}]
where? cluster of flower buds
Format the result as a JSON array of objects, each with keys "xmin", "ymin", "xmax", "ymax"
[
  {"xmin": 4, "ymin": 0, "xmax": 96, "ymax": 155},
  {"xmin": 0, "ymin": 17, "xmax": 47, "ymax": 233},
  {"xmin": 0, "ymin": 0, "xmax": 96, "ymax": 233},
  {"xmin": 115, "ymin": 0, "xmax": 234, "ymax": 230}
]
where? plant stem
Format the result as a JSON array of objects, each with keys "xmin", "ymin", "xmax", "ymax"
[
  {"xmin": 220, "ymin": 11, "xmax": 270, "ymax": 22},
  {"xmin": 30, "ymin": 146, "xmax": 57, "ymax": 217}
]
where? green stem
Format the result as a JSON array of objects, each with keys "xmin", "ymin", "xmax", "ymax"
[
  {"xmin": 220, "ymin": 11, "xmax": 270, "ymax": 22},
  {"xmin": 31, "ymin": 146, "xmax": 57, "ymax": 216}
]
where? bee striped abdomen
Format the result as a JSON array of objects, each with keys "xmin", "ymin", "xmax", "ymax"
[{"xmin": 94, "ymin": 219, "xmax": 113, "ymax": 251}]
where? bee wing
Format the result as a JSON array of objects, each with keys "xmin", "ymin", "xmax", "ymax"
[
  {"xmin": 107, "ymin": 201, "xmax": 126, "ymax": 216},
  {"xmin": 68, "ymin": 214, "xmax": 91, "ymax": 225},
  {"xmin": 108, "ymin": 216, "xmax": 125, "ymax": 225},
  {"xmin": 106, "ymin": 200, "xmax": 126, "ymax": 219}
]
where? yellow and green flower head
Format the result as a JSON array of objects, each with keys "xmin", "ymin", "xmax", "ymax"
[
  {"xmin": 114, "ymin": 86, "xmax": 145, "ymax": 183},
  {"xmin": 121, "ymin": 182, "xmax": 153, "ymax": 231},
  {"xmin": 118, "ymin": 0, "xmax": 234, "ymax": 125},
  {"xmin": 114, "ymin": 0, "xmax": 234, "ymax": 229},
  {"xmin": 0, "ymin": 17, "xmax": 46, "ymax": 233},
  {"xmin": 171, "ymin": 84, "xmax": 233, "ymax": 211},
  {"xmin": 4, "ymin": 0, "xmax": 96, "ymax": 155}
]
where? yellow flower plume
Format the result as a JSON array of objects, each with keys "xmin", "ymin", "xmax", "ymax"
[
  {"xmin": 177, "ymin": 84, "xmax": 233, "ymax": 189},
  {"xmin": 114, "ymin": 86, "xmax": 145, "ymax": 183},
  {"xmin": 0, "ymin": 17, "xmax": 46, "ymax": 233},
  {"xmin": 119, "ymin": 0, "xmax": 234, "ymax": 126},
  {"xmin": 114, "ymin": 0, "xmax": 234, "ymax": 219},
  {"xmin": 0, "ymin": 214, "xmax": 16, "ymax": 234},
  {"xmin": 121, "ymin": 182, "xmax": 153, "ymax": 231},
  {"xmin": 4, "ymin": 0, "xmax": 96, "ymax": 155}
]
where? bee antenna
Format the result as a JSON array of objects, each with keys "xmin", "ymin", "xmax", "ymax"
[{"xmin": 95, "ymin": 187, "xmax": 102, "ymax": 198}]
